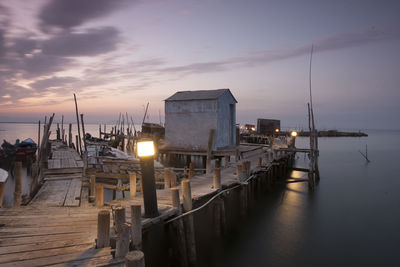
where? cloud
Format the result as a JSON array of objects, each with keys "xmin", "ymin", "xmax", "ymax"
[
  {"xmin": 39, "ymin": 0, "xmax": 132, "ymax": 31},
  {"xmin": 158, "ymin": 27, "xmax": 400, "ymax": 76},
  {"xmin": 29, "ymin": 76, "xmax": 79, "ymax": 92},
  {"xmin": 42, "ymin": 27, "xmax": 120, "ymax": 57},
  {"xmin": 22, "ymin": 54, "xmax": 74, "ymax": 77}
]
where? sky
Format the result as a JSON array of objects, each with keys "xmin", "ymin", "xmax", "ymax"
[{"xmin": 0, "ymin": 0, "xmax": 399, "ymax": 130}]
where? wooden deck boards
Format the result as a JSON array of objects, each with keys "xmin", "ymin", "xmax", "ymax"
[{"xmin": 0, "ymin": 141, "xmax": 284, "ymax": 266}]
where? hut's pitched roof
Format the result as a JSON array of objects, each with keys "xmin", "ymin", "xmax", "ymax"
[{"xmin": 165, "ymin": 89, "xmax": 237, "ymax": 103}]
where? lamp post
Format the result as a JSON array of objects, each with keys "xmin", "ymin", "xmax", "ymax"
[
  {"xmin": 137, "ymin": 139, "xmax": 159, "ymax": 218},
  {"xmin": 289, "ymin": 131, "xmax": 297, "ymax": 148}
]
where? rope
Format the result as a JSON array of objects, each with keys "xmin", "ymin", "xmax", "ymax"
[{"xmin": 165, "ymin": 163, "xmax": 277, "ymax": 224}]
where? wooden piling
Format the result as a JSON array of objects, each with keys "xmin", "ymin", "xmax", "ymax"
[
  {"xmin": 258, "ymin": 157, "xmax": 262, "ymax": 167},
  {"xmin": 14, "ymin": 162, "xmax": 22, "ymax": 206},
  {"xmin": 130, "ymin": 205, "xmax": 142, "ymax": 250},
  {"xmin": 89, "ymin": 174, "xmax": 95, "ymax": 202},
  {"xmin": 125, "ymin": 250, "xmax": 145, "ymax": 267},
  {"xmin": 73, "ymin": 93, "xmax": 82, "ymax": 155},
  {"xmin": 80, "ymin": 114, "xmax": 88, "ymax": 153},
  {"xmin": 116, "ymin": 223, "xmax": 130, "ymax": 258},
  {"xmin": 239, "ymin": 184, "xmax": 248, "ymax": 217},
  {"xmin": 114, "ymin": 207, "xmax": 126, "ymax": 234},
  {"xmin": 182, "ymin": 179, "xmax": 196, "ymax": 265},
  {"xmin": 171, "ymin": 188, "xmax": 180, "ymax": 212},
  {"xmin": 170, "ymin": 171, "xmax": 177, "ymax": 187},
  {"xmin": 97, "ymin": 210, "xmax": 110, "ymax": 248},
  {"xmin": 130, "ymin": 172, "xmax": 137, "ymax": 199},
  {"xmin": 96, "ymin": 185, "xmax": 104, "ymax": 207},
  {"xmin": 236, "ymin": 164, "xmax": 242, "ymax": 178},
  {"xmin": 0, "ymin": 182, "xmax": 5, "ymax": 207},
  {"xmin": 206, "ymin": 129, "xmax": 215, "ymax": 174},
  {"xmin": 68, "ymin": 123, "xmax": 72, "ymax": 148},
  {"xmin": 164, "ymin": 168, "xmax": 171, "ymax": 189},
  {"xmin": 213, "ymin": 167, "xmax": 221, "ymax": 189}
]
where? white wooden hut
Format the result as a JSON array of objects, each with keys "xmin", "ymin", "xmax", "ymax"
[{"xmin": 164, "ymin": 89, "xmax": 237, "ymax": 151}]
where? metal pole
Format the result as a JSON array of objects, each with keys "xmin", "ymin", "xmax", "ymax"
[{"xmin": 140, "ymin": 156, "xmax": 159, "ymax": 218}]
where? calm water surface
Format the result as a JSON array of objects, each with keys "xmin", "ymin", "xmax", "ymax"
[
  {"xmin": 214, "ymin": 130, "xmax": 400, "ymax": 267},
  {"xmin": 1, "ymin": 124, "xmax": 399, "ymax": 266}
]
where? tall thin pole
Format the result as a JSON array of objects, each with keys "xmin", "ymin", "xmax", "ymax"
[
  {"xmin": 142, "ymin": 102, "xmax": 149, "ymax": 125},
  {"xmin": 74, "ymin": 93, "xmax": 82, "ymax": 156}
]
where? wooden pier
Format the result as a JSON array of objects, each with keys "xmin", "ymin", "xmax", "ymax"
[{"xmin": 0, "ymin": 138, "xmax": 300, "ymax": 266}]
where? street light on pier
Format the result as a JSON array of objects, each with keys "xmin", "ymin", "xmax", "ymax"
[{"xmin": 137, "ymin": 139, "xmax": 159, "ymax": 218}]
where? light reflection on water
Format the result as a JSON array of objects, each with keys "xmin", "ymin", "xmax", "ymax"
[{"xmin": 216, "ymin": 130, "xmax": 400, "ymax": 267}]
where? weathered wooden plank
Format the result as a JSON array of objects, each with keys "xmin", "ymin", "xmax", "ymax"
[
  {"xmin": 0, "ymin": 246, "xmax": 112, "ymax": 267},
  {"xmin": 0, "ymin": 237, "xmax": 95, "ymax": 255},
  {"xmin": 30, "ymin": 180, "xmax": 71, "ymax": 206},
  {"xmin": 64, "ymin": 179, "xmax": 82, "ymax": 207}
]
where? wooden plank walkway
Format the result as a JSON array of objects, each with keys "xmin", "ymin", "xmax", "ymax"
[
  {"xmin": 31, "ymin": 141, "xmax": 84, "ymax": 207},
  {"xmin": 0, "ymin": 143, "xmax": 287, "ymax": 266}
]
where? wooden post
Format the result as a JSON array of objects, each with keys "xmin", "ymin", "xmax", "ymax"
[
  {"xmin": 258, "ymin": 157, "xmax": 262, "ymax": 167},
  {"xmin": 97, "ymin": 210, "xmax": 110, "ymax": 248},
  {"xmin": 213, "ymin": 167, "xmax": 221, "ymax": 189},
  {"xmin": 0, "ymin": 182, "xmax": 5, "ymax": 207},
  {"xmin": 96, "ymin": 185, "xmax": 104, "ymax": 207},
  {"xmin": 206, "ymin": 129, "xmax": 215, "ymax": 174},
  {"xmin": 170, "ymin": 171, "xmax": 177, "ymax": 187},
  {"xmin": 213, "ymin": 198, "xmax": 226, "ymax": 237},
  {"xmin": 164, "ymin": 168, "xmax": 171, "ymax": 189},
  {"xmin": 68, "ymin": 123, "xmax": 72, "ymax": 148},
  {"xmin": 61, "ymin": 115, "xmax": 64, "ymax": 143},
  {"xmin": 80, "ymin": 114, "xmax": 88, "ymax": 153},
  {"xmin": 14, "ymin": 162, "xmax": 22, "ymax": 206},
  {"xmin": 189, "ymin": 162, "xmax": 194, "ymax": 178},
  {"xmin": 116, "ymin": 223, "xmax": 130, "ymax": 258},
  {"xmin": 236, "ymin": 164, "xmax": 242, "ymax": 178},
  {"xmin": 89, "ymin": 174, "xmax": 95, "ymax": 202},
  {"xmin": 114, "ymin": 207, "xmax": 126, "ymax": 234},
  {"xmin": 130, "ymin": 205, "xmax": 142, "ymax": 250},
  {"xmin": 174, "ymin": 218, "xmax": 188, "ymax": 267},
  {"xmin": 130, "ymin": 172, "xmax": 137, "ymax": 199},
  {"xmin": 99, "ymin": 124, "xmax": 102, "ymax": 139},
  {"xmin": 182, "ymin": 179, "xmax": 192, "ymax": 212},
  {"xmin": 239, "ymin": 184, "xmax": 248, "ymax": 217},
  {"xmin": 56, "ymin": 123, "xmax": 60, "ymax": 140},
  {"xmin": 125, "ymin": 250, "xmax": 145, "ymax": 267},
  {"xmin": 37, "ymin": 120, "xmax": 41, "ymax": 155},
  {"xmin": 182, "ymin": 179, "xmax": 196, "ymax": 265},
  {"xmin": 75, "ymin": 135, "xmax": 79, "ymax": 153},
  {"xmin": 171, "ymin": 188, "xmax": 180, "ymax": 212},
  {"xmin": 74, "ymin": 93, "xmax": 82, "ymax": 155}
]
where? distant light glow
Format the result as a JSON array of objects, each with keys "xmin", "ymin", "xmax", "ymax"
[
  {"xmin": 137, "ymin": 140, "xmax": 155, "ymax": 157},
  {"xmin": 291, "ymin": 131, "xmax": 298, "ymax": 137},
  {"xmin": 275, "ymin": 128, "xmax": 280, "ymax": 133}
]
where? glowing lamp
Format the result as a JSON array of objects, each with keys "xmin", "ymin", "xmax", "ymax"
[
  {"xmin": 275, "ymin": 128, "xmax": 280, "ymax": 133},
  {"xmin": 137, "ymin": 140, "xmax": 155, "ymax": 157},
  {"xmin": 291, "ymin": 131, "xmax": 298, "ymax": 137},
  {"xmin": 136, "ymin": 138, "xmax": 159, "ymax": 218}
]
